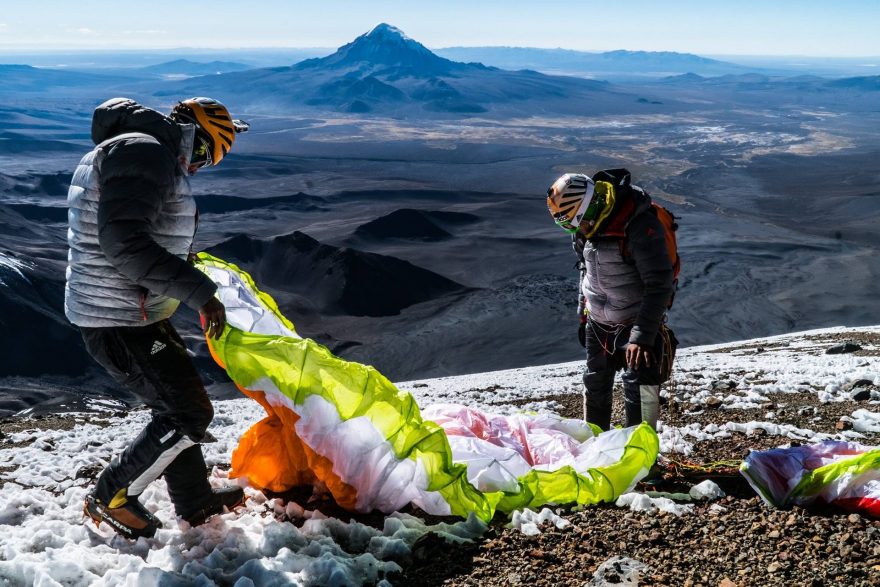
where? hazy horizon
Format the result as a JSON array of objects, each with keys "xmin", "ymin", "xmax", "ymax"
[
  {"xmin": 1, "ymin": 1, "xmax": 879, "ymax": 57},
  {"xmin": 2, "ymin": 45, "xmax": 879, "ymax": 60}
]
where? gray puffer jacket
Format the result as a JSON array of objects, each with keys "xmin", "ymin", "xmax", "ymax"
[
  {"xmin": 575, "ymin": 185, "xmax": 674, "ymax": 346},
  {"xmin": 64, "ymin": 97, "xmax": 217, "ymax": 328}
]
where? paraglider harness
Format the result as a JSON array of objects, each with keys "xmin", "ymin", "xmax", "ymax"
[{"xmin": 573, "ymin": 168, "xmax": 680, "ymax": 383}]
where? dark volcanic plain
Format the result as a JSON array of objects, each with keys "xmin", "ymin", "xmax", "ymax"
[{"xmin": 1, "ymin": 27, "xmax": 879, "ymax": 415}]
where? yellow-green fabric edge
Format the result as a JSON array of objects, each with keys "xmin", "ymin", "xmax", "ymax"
[
  {"xmin": 790, "ymin": 448, "xmax": 880, "ymax": 502},
  {"xmin": 194, "ymin": 254, "xmax": 659, "ymax": 521}
]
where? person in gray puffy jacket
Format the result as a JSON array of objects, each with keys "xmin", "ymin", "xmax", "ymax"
[
  {"xmin": 547, "ymin": 168, "xmax": 675, "ymax": 431},
  {"xmin": 66, "ymin": 96, "xmax": 248, "ymax": 539}
]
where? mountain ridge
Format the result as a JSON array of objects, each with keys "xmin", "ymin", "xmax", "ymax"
[
  {"xmin": 157, "ymin": 23, "xmax": 651, "ymax": 116},
  {"xmin": 206, "ymin": 229, "xmax": 468, "ymax": 317},
  {"xmin": 140, "ymin": 59, "xmax": 251, "ymax": 76},
  {"xmin": 434, "ymin": 45, "xmax": 761, "ymax": 78},
  {"xmin": 296, "ymin": 23, "xmax": 474, "ymax": 76}
]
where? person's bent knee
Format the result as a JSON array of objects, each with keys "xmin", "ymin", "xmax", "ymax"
[
  {"xmin": 584, "ymin": 368, "xmax": 614, "ymax": 391},
  {"xmin": 178, "ymin": 403, "xmax": 214, "ymax": 442},
  {"xmin": 623, "ymin": 366, "xmax": 661, "ymax": 387}
]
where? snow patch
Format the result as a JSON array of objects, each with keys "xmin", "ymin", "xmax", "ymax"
[
  {"xmin": 847, "ymin": 409, "xmax": 880, "ymax": 433},
  {"xmin": 689, "ymin": 480, "xmax": 725, "ymax": 501},
  {"xmin": 508, "ymin": 507, "xmax": 571, "ymax": 536},
  {"xmin": 367, "ymin": 23, "xmax": 413, "ymax": 42},
  {"xmin": 0, "ymin": 252, "xmax": 31, "ymax": 286},
  {"xmin": 615, "ymin": 493, "xmax": 695, "ymax": 516}
]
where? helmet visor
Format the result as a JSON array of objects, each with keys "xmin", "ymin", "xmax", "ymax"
[
  {"xmin": 553, "ymin": 212, "xmax": 580, "ymax": 234},
  {"xmin": 190, "ymin": 133, "xmax": 213, "ymax": 169}
]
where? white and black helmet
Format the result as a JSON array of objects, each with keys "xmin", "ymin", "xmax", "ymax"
[{"xmin": 547, "ymin": 173, "xmax": 596, "ymax": 234}]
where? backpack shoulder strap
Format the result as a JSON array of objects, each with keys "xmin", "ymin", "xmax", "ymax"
[
  {"xmin": 618, "ymin": 203, "xmax": 656, "ymax": 263},
  {"xmin": 572, "ymin": 231, "xmax": 586, "ymax": 269}
]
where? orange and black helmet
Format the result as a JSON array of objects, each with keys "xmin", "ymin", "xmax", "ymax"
[{"xmin": 171, "ymin": 97, "xmax": 246, "ymax": 166}]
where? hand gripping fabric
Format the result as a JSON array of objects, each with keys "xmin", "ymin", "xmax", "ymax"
[{"xmin": 194, "ymin": 253, "xmax": 659, "ymax": 520}]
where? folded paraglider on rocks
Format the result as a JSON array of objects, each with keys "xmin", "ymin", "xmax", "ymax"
[
  {"xmin": 194, "ymin": 253, "xmax": 660, "ymax": 521},
  {"xmin": 741, "ymin": 440, "xmax": 880, "ymax": 518}
]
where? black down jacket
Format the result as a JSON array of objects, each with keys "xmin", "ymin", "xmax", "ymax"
[{"xmin": 65, "ymin": 97, "xmax": 216, "ymax": 327}]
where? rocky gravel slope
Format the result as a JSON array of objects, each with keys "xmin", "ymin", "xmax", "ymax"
[{"xmin": 397, "ymin": 328, "xmax": 880, "ymax": 586}]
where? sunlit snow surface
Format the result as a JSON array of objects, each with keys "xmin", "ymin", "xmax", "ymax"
[
  {"xmin": 402, "ymin": 325, "xmax": 880, "ymax": 456},
  {"xmin": 1, "ymin": 326, "xmax": 878, "ymax": 585},
  {"xmin": 0, "ymin": 253, "xmax": 31, "ymax": 287},
  {"xmin": 507, "ymin": 507, "xmax": 570, "ymax": 536}
]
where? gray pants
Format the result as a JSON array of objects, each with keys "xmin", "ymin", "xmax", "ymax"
[{"xmin": 582, "ymin": 320, "xmax": 664, "ymax": 431}]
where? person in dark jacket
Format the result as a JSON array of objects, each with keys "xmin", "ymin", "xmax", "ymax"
[
  {"xmin": 547, "ymin": 169, "xmax": 675, "ymax": 431},
  {"xmin": 66, "ymin": 96, "xmax": 248, "ymax": 539}
]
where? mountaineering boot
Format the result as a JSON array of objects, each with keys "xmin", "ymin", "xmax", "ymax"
[
  {"xmin": 163, "ymin": 444, "xmax": 244, "ymax": 526},
  {"xmin": 84, "ymin": 493, "xmax": 162, "ymax": 539},
  {"xmin": 181, "ymin": 485, "xmax": 246, "ymax": 527}
]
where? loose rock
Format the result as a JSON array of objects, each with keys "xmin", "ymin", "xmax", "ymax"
[
  {"xmin": 843, "ymin": 379, "xmax": 873, "ymax": 391},
  {"xmin": 850, "ymin": 388, "xmax": 871, "ymax": 401},
  {"xmin": 825, "ymin": 342, "xmax": 862, "ymax": 354}
]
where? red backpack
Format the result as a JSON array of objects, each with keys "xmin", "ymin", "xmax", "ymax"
[
  {"xmin": 650, "ymin": 203, "xmax": 681, "ymax": 282},
  {"xmin": 644, "ymin": 202, "xmax": 680, "ymax": 308}
]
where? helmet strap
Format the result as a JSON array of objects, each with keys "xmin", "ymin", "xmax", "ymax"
[
  {"xmin": 570, "ymin": 182, "xmax": 595, "ymax": 227},
  {"xmin": 176, "ymin": 123, "xmax": 196, "ymax": 165}
]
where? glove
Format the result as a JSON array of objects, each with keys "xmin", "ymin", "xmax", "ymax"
[
  {"xmin": 200, "ymin": 297, "xmax": 227, "ymax": 339},
  {"xmin": 577, "ymin": 315, "xmax": 588, "ymax": 347}
]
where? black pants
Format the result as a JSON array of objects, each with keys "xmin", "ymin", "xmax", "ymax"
[
  {"xmin": 582, "ymin": 320, "xmax": 664, "ymax": 431},
  {"xmin": 81, "ymin": 319, "xmax": 214, "ymax": 517}
]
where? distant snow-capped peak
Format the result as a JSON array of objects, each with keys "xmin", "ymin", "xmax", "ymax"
[
  {"xmin": 365, "ymin": 23, "xmax": 414, "ymax": 43},
  {"xmin": 298, "ymin": 22, "xmax": 458, "ymax": 74},
  {"xmin": 350, "ymin": 22, "xmax": 435, "ymax": 58}
]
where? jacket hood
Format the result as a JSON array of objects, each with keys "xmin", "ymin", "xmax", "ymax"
[
  {"xmin": 91, "ymin": 97, "xmax": 182, "ymax": 152},
  {"xmin": 595, "ymin": 184, "xmax": 653, "ymax": 238},
  {"xmin": 625, "ymin": 186, "xmax": 653, "ymax": 222}
]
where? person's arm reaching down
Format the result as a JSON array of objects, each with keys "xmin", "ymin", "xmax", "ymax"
[{"xmin": 97, "ymin": 139, "xmax": 217, "ymax": 312}]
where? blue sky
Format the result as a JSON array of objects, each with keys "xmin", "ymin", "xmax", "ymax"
[{"xmin": 1, "ymin": 0, "xmax": 878, "ymax": 56}]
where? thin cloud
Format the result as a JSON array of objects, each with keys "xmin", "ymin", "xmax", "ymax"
[
  {"xmin": 121, "ymin": 30, "xmax": 168, "ymax": 35},
  {"xmin": 73, "ymin": 27, "xmax": 95, "ymax": 35}
]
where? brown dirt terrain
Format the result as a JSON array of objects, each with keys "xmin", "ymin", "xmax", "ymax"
[
  {"xmin": 394, "ymin": 392, "xmax": 880, "ymax": 586},
  {"xmin": 397, "ymin": 345, "xmax": 880, "ymax": 587}
]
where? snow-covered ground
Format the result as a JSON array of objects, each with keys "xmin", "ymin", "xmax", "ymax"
[
  {"xmin": 401, "ymin": 325, "xmax": 880, "ymax": 454},
  {"xmin": 1, "ymin": 326, "xmax": 878, "ymax": 586}
]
